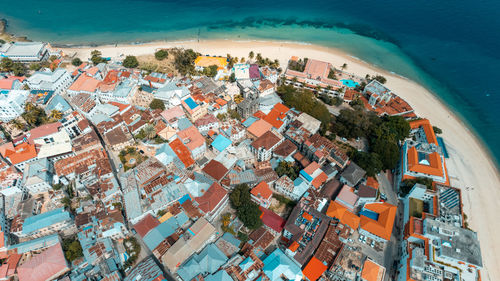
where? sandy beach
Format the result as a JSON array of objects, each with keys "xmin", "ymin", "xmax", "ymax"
[{"xmin": 59, "ymin": 40, "xmax": 500, "ymax": 280}]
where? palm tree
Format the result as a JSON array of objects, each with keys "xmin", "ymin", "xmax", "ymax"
[
  {"xmin": 24, "ymin": 113, "xmax": 37, "ymax": 126},
  {"xmin": 248, "ymin": 51, "xmax": 254, "ymax": 60},
  {"xmin": 25, "ymin": 103, "xmax": 35, "ymax": 112},
  {"xmin": 341, "ymin": 63, "xmax": 348, "ymax": 70},
  {"xmin": 240, "ymin": 57, "xmax": 245, "ymax": 63},
  {"xmin": 143, "ymin": 124, "xmax": 156, "ymax": 140},
  {"xmin": 50, "ymin": 110, "xmax": 63, "ymax": 121},
  {"xmin": 11, "ymin": 119, "xmax": 24, "ymax": 130}
]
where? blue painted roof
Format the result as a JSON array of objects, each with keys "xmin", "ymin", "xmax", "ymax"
[
  {"xmin": 9, "ymin": 233, "xmax": 59, "ymax": 253},
  {"xmin": 178, "ymin": 194, "xmax": 192, "ymax": 204},
  {"xmin": 204, "ymin": 271, "xmax": 233, "ymax": 281},
  {"xmin": 221, "ymin": 232, "xmax": 241, "ymax": 248},
  {"xmin": 211, "ymin": 134, "xmax": 232, "ymax": 152},
  {"xmin": 46, "ymin": 94, "xmax": 71, "ymax": 113},
  {"xmin": 177, "ymin": 244, "xmax": 228, "ymax": 281},
  {"xmin": 239, "ymin": 256, "xmax": 255, "ymax": 272},
  {"xmin": 299, "ymin": 169, "xmax": 313, "ymax": 182},
  {"xmin": 184, "ymin": 97, "xmax": 199, "ymax": 110},
  {"xmin": 23, "ymin": 208, "xmax": 71, "ymax": 234},
  {"xmin": 262, "ymin": 249, "xmax": 302, "ymax": 281},
  {"xmin": 178, "ymin": 117, "xmax": 193, "ymax": 131},
  {"xmin": 242, "ymin": 116, "xmax": 258, "ymax": 128},
  {"xmin": 143, "ymin": 213, "xmax": 188, "ymax": 250}
]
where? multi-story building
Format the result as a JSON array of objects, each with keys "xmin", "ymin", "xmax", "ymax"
[
  {"xmin": 22, "ymin": 158, "xmax": 53, "ymax": 195},
  {"xmin": 0, "ymin": 90, "xmax": 29, "ymax": 122},
  {"xmin": 0, "ymin": 42, "xmax": 48, "ymax": 62},
  {"xmin": 399, "ymin": 119, "xmax": 449, "ymax": 186},
  {"xmin": 250, "ymin": 130, "xmax": 284, "ymax": 161},
  {"xmin": 17, "ymin": 208, "xmax": 75, "ymax": 239},
  {"xmin": 27, "ymin": 69, "xmax": 72, "ymax": 95}
]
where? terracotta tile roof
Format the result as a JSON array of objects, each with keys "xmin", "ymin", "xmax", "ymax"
[
  {"xmin": 343, "ymin": 89, "xmax": 360, "ymax": 101},
  {"xmin": 259, "ymin": 206, "xmax": 285, "ymax": 233},
  {"xmin": 195, "ymin": 182, "xmax": 227, "ymax": 213},
  {"xmin": 273, "ymin": 139, "xmax": 297, "ymax": 158},
  {"xmin": 161, "ymin": 106, "xmax": 185, "ymax": 123},
  {"xmin": 68, "ymin": 74, "xmax": 100, "ymax": 93},
  {"xmin": 361, "ymin": 259, "xmax": 385, "ymax": 281},
  {"xmin": 134, "ymin": 214, "xmax": 160, "ymax": 238},
  {"xmin": 326, "ymin": 201, "xmax": 360, "ymax": 230},
  {"xmin": 251, "ymin": 131, "xmax": 281, "ymax": 150},
  {"xmin": 194, "ymin": 114, "xmax": 219, "ymax": 127},
  {"xmin": 202, "ymin": 160, "xmax": 228, "ymax": 181},
  {"xmin": 247, "ymin": 119, "xmax": 272, "ymax": 138},
  {"xmin": 177, "ymin": 126, "xmax": 205, "ymax": 152},
  {"xmin": 2, "ymin": 142, "xmax": 37, "ymax": 165},
  {"xmin": 365, "ymin": 177, "xmax": 379, "ymax": 189},
  {"xmin": 251, "ymin": 181, "xmax": 272, "ymax": 200},
  {"xmin": 253, "ymin": 110, "xmax": 266, "ymax": 119},
  {"xmin": 303, "ymin": 256, "xmax": 328, "ymax": 281},
  {"xmin": 407, "ymin": 147, "xmax": 443, "ymax": 177},
  {"xmin": 409, "ymin": 119, "xmax": 438, "ymax": 145},
  {"xmin": 359, "ymin": 202, "xmax": 397, "ymax": 241},
  {"xmin": 169, "ymin": 138, "xmax": 195, "ymax": 168},
  {"xmin": 17, "ymin": 243, "xmax": 69, "ymax": 281}
]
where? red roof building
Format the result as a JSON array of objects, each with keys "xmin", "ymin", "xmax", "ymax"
[
  {"xmin": 169, "ymin": 138, "xmax": 195, "ymax": 168},
  {"xmin": 251, "ymin": 181, "xmax": 273, "ymax": 208},
  {"xmin": 195, "ymin": 182, "xmax": 228, "ymax": 221},
  {"xmin": 303, "ymin": 256, "xmax": 328, "ymax": 281},
  {"xmin": 17, "ymin": 243, "xmax": 69, "ymax": 281},
  {"xmin": 134, "ymin": 214, "xmax": 161, "ymax": 237},
  {"xmin": 259, "ymin": 206, "xmax": 285, "ymax": 234},
  {"xmin": 202, "ymin": 160, "xmax": 229, "ymax": 182}
]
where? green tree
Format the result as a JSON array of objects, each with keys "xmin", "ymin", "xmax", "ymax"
[
  {"xmin": 30, "ymin": 63, "xmax": 41, "ymax": 71},
  {"xmin": 90, "ymin": 50, "xmax": 105, "ymax": 65},
  {"xmin": 229, "ymin": 72, "xmax": 236, "ymax": 82},
  {"xmin": 172, "ymin": 48, "xmax": 199, "ymax": 75},
  {"xmin": 143, "ymin": 124, "xmax": 156, "ymax": 140},
  {"xmin": 341, "ymin": 63, "xmax": 348, "ymax": 70},
  {"xmin": 149, "ymin": 99, "xmax": 165, "ymax": 110},
  {"xmin": 0, "ymin": 57, "xmax": 13, "ymax": 71},
  {"xmin": 123, "ymin": 55, "xmax": 139, "ymax": 68},
  {"xmin": 12, "ymin": 62, "xmax": 26, "ymax": 76},
  {"xmin": 62, "ymin": 237, "xmax": 83, "ymax": 262},
  {"xmin": 248, "ymin": 51, "xmax": 254, "ymax": 60},
  {"xmin": 71, "ymin": 57, "xmax": 82, "ymax": 66},
  {"xmin": 230, "ymin": 184, "xmax": 263, "ymax": 230},
  {"xmin": 49, "ymin": 55, "xmax": 58, "ymax": 62},
  {"xmin": 275, "ymin": 161, "xmax": 300, "ymax": 180},
  {"xmin": 433, "ymin": 126, "xmax": 442, "ymax": 134},
  {"xmin": 154, "ymin": 49, "xmax": 169, "ymax": 60},
  {"xmin": 372, "ymin": 75, "xmax": 387, "ymax": 84},
  {"xmin": 328, "ymin": 69, "xmax": 336, "ymax": 79},
  {"xmin": 202, "ymin": 64, "xmax": 218, "ymax": 77},
  {"xmin": 349, "ymin": 150, "xmax": 383, "ymax": 177}
]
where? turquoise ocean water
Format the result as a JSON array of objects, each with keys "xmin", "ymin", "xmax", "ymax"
[{"xmin": 0, "ymin": 0, "xmax": 499, "ymax": 165}]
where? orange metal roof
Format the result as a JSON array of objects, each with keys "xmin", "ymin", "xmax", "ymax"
[
  {"xmin": 169, "ymin": 138, "xmax": 195, "ymax": 168},
  {"xmin": 311, "ymin": 171, "xmax": 328, "ymax": 189},
  {"xmin": 251, "ymin": 181, "xmax": 272, "ymax": 200},
  {"xmin": 326, "ymin": 201, "xmax": 360, "ymax": 230},
  {"xmin": 3, "ymin": 142, "xmax": 37, "ymax": 165},
  {"xmin": 303, "ymin": 256, "xmax": 327, "ymax": 281},
  {"xmin": 409, "ymin": 119, "xmax": 438, "ymax": 145},
  {"xmin": 365, "ymin": 177, "xmax": 379, "ymax": 189},
  {"xmin": 360, "ymin": 202, "xmax": 397, "ymax": 241},
  {"xmin": 361, "ymin": 259, "xmax": 385, "ymax": 281},
  {"xmin": 288, "ymin": 241, "xmax": 299, "ymax": 252},
  {"xmin": 303, "ymin": 212, "xmax": 313, "ymax": 222},
  {"xmin": 407, "ymin": 147, "xmax": 444, "ymax": 177}
]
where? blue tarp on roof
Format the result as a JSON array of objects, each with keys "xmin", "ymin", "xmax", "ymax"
[
  {"xmin": 178, "ymin": 194, "xmax": 192, "ymax": 204},
  {"xmin": 184, "ymin": 97, "xmax": 199, "ymax": 110},
  {"xmin": 143, "ymin": 214, "xmax": 187, "ymax": 250},
  {"xmin": 212, "ymin": 134, "xmax": 232, "ymax": 152},
  {"xmin": 360, "ymin": 209, "xmax": 379, "ymax": 221}
]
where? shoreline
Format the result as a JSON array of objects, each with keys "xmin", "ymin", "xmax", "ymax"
[
  {"xmin": 59, "ymin": 38, "xmax": 497, "ymax": 167},
  {"xmin": 48, "ymin": 39, "xmax": 500, "ymax": 280}
]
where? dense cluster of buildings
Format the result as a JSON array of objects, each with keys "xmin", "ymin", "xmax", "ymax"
[{"xmin": 0, "ymin": 42, "xmax": 482, "ymax": 281}]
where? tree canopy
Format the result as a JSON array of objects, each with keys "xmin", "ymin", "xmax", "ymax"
[
  {"xmin": 149, "ymin": 99, "xmax": 165, "ymax": 110},
  {"xmin": 90, "ymin": 50, "xmax": 106, "ymax": 65},
  {"xmin": 202, "ymin": 64, "xmax": 218, "ymax": 77},
  {"xmin": 275, "ymin": 161, "xmax": 300, "ymax": 180},
  {"xmin": 172, "ymin": 48, "xmax": 199, "ymax": 75},
  {"xmin": 154, "ymin": 49, "xmax": 169, "ymax": 60},
  {"xmin": 71, "ymin": 57, "xmax": 82, "ymax": 66},
  {"xmin": 62, "ymin": 237, "xmax": 83, "ymax": 262},
  {"xmin": 230, "ymin": 184, "xmax": 263, "ymax": 230},
  {"xmin": 123, "ymin": 55, "xmax": 139, "ymax": 68},
  {"xmin": 334, "ymin": 107, "xmax": 410, "ymax": 174},
  {"xmin": 277, "ymin": 85, "xmax": 332, "ymax": 133}
]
